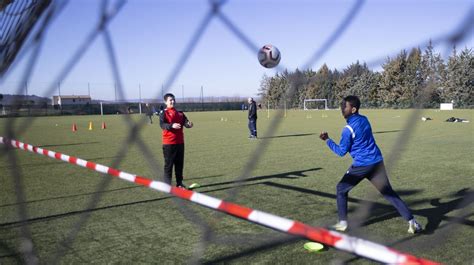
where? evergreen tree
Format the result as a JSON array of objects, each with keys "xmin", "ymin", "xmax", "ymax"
[
  {"xmin": 404, "ymin": 48, "xmax": 423, "ymax": 107},
  {"xmin": 258, "ymin": 74, "xmax": 271, "ymax": 106},
  {"xmin": 286, "ymin": 68, "xmax": 307, "ymax": 108},
  {"xmin": 354, "ymin": 70, "xmax": 380, "ymax": 108},
  {"xmin": 330, "ymin": 69, "xmax": 341, "ymax": 107},
  {"xmin": 442, "ymin": 46, "xmax": 459, "ymax": 103},
  {"xmin": 257, "ymin": 43, "xmax": 471, "ymax": 109},
  {"xmin": 335, "ymin": 61, "xmax": 369, "ymax": 104},
  {"xmin": 299, "ymin": 69, "xmax": 317, "ymax": 108},
  {"xmin": 451, "ymin": 47, "xmax": 474, "ymax": 107},
  {"xmin": 317, "ymin": 64, "xmax": 335, "ymax": 105},
  {"xmin": 379, "ymin": 51, "xmax": 408, "ymax": 108},
  {"xmin": 420, "ymin": 40, "xmax": 446, "ymax": 107}
]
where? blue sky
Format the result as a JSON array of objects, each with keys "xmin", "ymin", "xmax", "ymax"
[{"xmin": 2, "ymin": 0, "xmax": 472, "ymax": 101}]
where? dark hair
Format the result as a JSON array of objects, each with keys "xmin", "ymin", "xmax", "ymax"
[
  {"xmin": 342, "ymin": 95, "xmax": 360, "ymax": 111},
  {"xmin": 163, "ymin": 93, "xmax": 175, "ymax": 101}
]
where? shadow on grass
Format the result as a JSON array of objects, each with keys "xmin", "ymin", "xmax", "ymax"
[
  {"xmin": 201, "ymin": 234, "xmax": 301, "ymax": 265},
  {"xmin": 0, "ymin": 185, "xmax": 141, "ymax": 208},
  {"xmin": 0, "ymin": 178, "xmax": 328, "ymax": 229},
  {"xmin": 6, "ymin": 180, "xmax": 468, "ymax": 264},
  {"xmin": 1, "ymin": 168, "xmax": 323, "ymax": 226},
  {"xmin": 266, "ymin": 182, "xmax": 470, "ymax": 233},
  {"xmin": 188, "ymin": 182, "xmax": 425, "ymax": 265},
  {"xmin": 0, "ymin": 168, "xmax": 321, "ymax": 227},
  {"xmin": 0, "ymin": 156, "xmax": 120, "ymax": 171},
  {"xmin": 37, "ymin": 142, "xmax": 100, "ymax": 148},
  {"xmin": 198, "ymin": 167, "xmax": 323, "ymax": 189},
  {"xmin": 0, "ymin": 173, "xmax": 226, "ymax": 208},
  {"xmin": 199, "ymin": 183, "xmax": 435, "ymax": 265},
  {"xmin": 258, "ymin": 133, "xmax": 317, "ymax": 139},
  {"xmin": 373, "ymin": 130, "xmax": 403, "ymax": 134},
  {"xmin": 0, "ymin": 241, "xmax": 21, "ymax": 262},
  {"xmin": 344, "ymin": 189, "xmax": 474, "ymax": 264},
  {"xmin": 265, "ymin": 182, "xmax": 423, "ymax": 212},
  {"xmin": 417, "ymin": 188, "xmax": 474, "ymax": 233},
  {"xmin": 0, "ymin": 182, "xmax": 266, "ymax": 228},
  {"xmin": 361, "ymin": 188, "xmax": 474, "ymax": 233},
  {"xmin": 186, "ymin": 174, "xmax": 224, "ymax": 180}
]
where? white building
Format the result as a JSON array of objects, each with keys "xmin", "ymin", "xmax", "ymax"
[{"xmin": 52, "ymin": 95, "xmax": 91, "ymax": 106}]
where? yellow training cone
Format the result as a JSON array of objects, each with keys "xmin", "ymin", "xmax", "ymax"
[{"xmin": 88, "ymin": 121, "xmax": 93, "ymax": 130}]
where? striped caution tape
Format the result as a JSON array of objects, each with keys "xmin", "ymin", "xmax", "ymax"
[{"xmin": 0, "ymin": 136, "xmax": 439, "ymax": 265}]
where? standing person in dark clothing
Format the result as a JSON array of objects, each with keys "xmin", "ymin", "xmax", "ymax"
[
  {"xmin": 319, "ymin": 95, "xmax": 422, "ymax": 234},
  {"xmin": 145, "ymin": 103, "xmax": 153, "ymax": 124},
  {"xmin": 159, "ymin": 93, "xmax": 193, "ymax": 188},
  {"xmin": 248, "ymin": 97, "xmax": 257, "ymax": 139}
]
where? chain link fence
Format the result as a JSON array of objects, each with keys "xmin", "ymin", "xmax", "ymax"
[{"xmin": 1, "ymin": 0, "xmax": 473, "ymax": 264}]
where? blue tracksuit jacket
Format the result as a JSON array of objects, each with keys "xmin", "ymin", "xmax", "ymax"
[{"xmin": 326, "ymin": 113, "xmax": 383, "ymax": 166}]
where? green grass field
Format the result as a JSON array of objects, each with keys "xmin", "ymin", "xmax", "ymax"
[{"xmin": 1, "ymin": 109, "xmax": 473, "ymax": 264}]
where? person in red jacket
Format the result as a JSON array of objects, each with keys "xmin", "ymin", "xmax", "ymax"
[{"xmin": 159, "ymin": 93, "xmax": 193, "ymax": 188}]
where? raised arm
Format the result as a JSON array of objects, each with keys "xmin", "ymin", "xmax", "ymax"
[{"xmin": 325, "ymin": 127, "xmax": 352, "ymax": 157}]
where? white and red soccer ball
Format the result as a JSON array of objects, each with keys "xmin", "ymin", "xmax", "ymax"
[{"xmin": 258, "ymin": 44, "xmax": 281, "ymax": 68}]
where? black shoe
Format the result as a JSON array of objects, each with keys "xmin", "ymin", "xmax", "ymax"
[{"xmin": 176, "ymin": 183, "xmax": 187, "ymax": 189}]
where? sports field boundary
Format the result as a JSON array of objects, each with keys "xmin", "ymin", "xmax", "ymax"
[{"xmin": 0, "ymin": 136, "xmax": 439, "ymax": 265}]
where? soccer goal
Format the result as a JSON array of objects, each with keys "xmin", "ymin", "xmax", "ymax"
[{"xmin": 303, "ymin": 99, "xmax": 328, "ymax": 110}]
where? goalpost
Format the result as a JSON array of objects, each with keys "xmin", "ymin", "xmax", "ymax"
[{"xmin": 304, "ymin": 99, "xmax": 328, "ymax": 110}]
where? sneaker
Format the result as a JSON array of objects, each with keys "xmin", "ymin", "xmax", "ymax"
[
  {"xmin": 408, "ymin": 219, "xmax": 422, "ymax": 234},
  {"xmin": 332, "ymin": 220, "xmax": 348, "ymax": 232},
  {"xmin": 176, "ymin": 183, "xmax": 187, "ymax": 189}
]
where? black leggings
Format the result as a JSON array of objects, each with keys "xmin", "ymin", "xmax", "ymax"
[
  {"xmin": 336, "ymin": 161, "xmax": 413, "ymax": 221},
  {"xmin": 162, "ymin": 144, "xmax": 184, "ymax": 185}
]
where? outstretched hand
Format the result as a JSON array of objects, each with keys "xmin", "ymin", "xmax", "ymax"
[
  {"xmin": 184, "ymin": 121, "xmax": 193, "ymax": 128},
  {"xmin": 319, "ymin": 131, "xmax": 329, "ymax": 141}
]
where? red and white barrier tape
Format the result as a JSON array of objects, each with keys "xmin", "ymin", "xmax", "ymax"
[{"xmin": 0, "ymin": 137, "xmax": 439, "ymax": 265}]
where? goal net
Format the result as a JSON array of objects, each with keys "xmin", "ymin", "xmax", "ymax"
[{"xmin": 303, "ymin": 99, "xmax": 328, "ymax": 110}]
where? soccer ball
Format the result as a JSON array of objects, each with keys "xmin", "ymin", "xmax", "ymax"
[{"xmin": 258, "ymin": 44, "xmax": 281, "ymax": 68}]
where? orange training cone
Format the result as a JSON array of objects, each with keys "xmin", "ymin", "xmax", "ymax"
[
  {"xmin": 88, "ymin": 121, "xmax": 93, "ymax": 130},
  {"xmin": 72, "ymin": 123, "xmax": 77, "ymax": 132},
  {"xmin": 101, "ymin": 122, "xmax": 106, "ymax": 130}
]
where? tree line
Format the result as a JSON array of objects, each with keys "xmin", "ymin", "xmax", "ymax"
[{"xmin": 258, "ymin": 42, "xmax": 473, "ymax": 109}]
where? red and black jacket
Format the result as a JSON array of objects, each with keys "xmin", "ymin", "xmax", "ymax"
[{"xmin": 159, "ymin": 107, "xmax": 189, "ymax": 144}]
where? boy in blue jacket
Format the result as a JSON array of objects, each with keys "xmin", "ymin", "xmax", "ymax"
[{"xmin": 319, "ymin": 95, "xmax": 422, "ymax": 234}]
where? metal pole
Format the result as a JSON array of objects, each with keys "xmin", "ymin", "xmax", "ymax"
[
  {"xmin": 58, "ymin": 81, "xmax": 62, "ymax": 114},
  {"xmin": 267, "ymin": 101, "xmax": 270, "ymax": 119},
  {"xmin": 139, "ymin": 84, "xmax": 142, "ymax": 114},
  {"xmin": 87, "ymin": 82, "xmax": 91, "ymax": 114},
  {"xmin": 200, "ymin": 85, "xmax": 203, "ymax": 111}
]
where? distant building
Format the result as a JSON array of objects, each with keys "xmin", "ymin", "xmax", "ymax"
[{"xmin": 52, "ymin": 95, "xmax": 91, "ymax": 106}]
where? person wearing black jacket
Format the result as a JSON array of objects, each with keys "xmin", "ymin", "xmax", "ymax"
[
  {"xmin": 145, "ymin": 103, "xmax": 153, "ymax": 124},
  {"xmin": 248, "ymin": 97, "xmax": 257, "ymax": 139}
]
